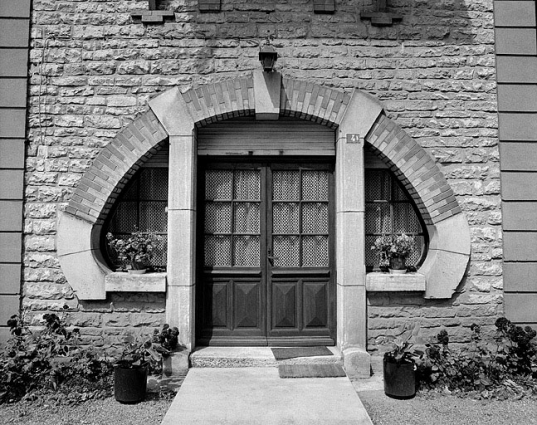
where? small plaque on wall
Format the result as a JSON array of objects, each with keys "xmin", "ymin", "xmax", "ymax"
[{"xmin": 346, "ymin": 134, "xmax": 362, "ymax": 144}]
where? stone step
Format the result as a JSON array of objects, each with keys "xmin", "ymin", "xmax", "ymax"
[{"xmin": 190, "ymin": 346, "xmax": 342, "ymax": 368}]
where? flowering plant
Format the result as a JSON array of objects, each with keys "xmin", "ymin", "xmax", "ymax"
[
  {"xmin": 372, "ymin": 234, "xmax": 415, "ymax": 264},
  {"xmin": 106, "ymin": 230, "xmax": 160, "ymax": 271}
]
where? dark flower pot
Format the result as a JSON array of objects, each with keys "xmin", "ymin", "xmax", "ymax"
[
  {"xmin": 389, "ymin": 255, "xmax": 406, "ymax": 271},
  {"xmin": 114, "ymin": 365, "xmax": 148, "ymax": 404},
  {"xmin": 383, "ymin": 357, "xmax": 416, "ymax": 399}
]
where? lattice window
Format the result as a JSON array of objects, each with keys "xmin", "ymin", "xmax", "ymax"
[
  {"xmin": 365, "ymin": 169, "xmax": 426, "ymax": 271},
  {"xmin": 204, "ymin": 169, "xmax": 261, "ymax": 268},
  {"xmin": 272, "ymin": 170, "xmax": 330, "ymax": 268},
  {"xmin": 104, "ymin": 168, "xmax": 168, "ymax": 270}
]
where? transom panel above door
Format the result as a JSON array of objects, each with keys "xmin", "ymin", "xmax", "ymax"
[{"xmin": 197, "ymin": 162, "xmax": 335, "ymax": 346}]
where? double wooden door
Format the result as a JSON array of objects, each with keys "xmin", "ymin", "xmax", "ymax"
[{"xmin": 196, "ymin": 161, "xmax": 335, "ymax": 346}]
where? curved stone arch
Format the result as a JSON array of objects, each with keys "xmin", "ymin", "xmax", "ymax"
[
  {"xmin": 57, "ymin": 72, "xmax": 470, "ymax": 303},
  {"xmin": 364, "ymin": 114, "xmax": 470, "ymax": 298}
]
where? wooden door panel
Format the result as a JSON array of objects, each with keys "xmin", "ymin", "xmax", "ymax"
[
  {"xmin": 272, "ymin": 282, "xmax": 297, "ymax": 328},
  {"xmin": 303, "ymin": 280, "xmax": 329, "ymax": 328},
  {"xmin": 234, "ymin": 281, "xmax": 261, "ymax": 328},
  {"xmin": 202, "ymin": 281, "xmax": 228, "ymax": 328}
]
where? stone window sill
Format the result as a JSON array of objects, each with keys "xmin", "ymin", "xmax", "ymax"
[
  {"xmin": 105, "ymin": 272, "xmax": 167, "ymax": 292},
  {"xmin": 366, "ymin": 272, "xmax": 426, "ymax": 292}
]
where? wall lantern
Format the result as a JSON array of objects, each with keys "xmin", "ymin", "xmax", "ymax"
[{"xmin": 259, "ymin": 44, "xmax": 278, "ymax": 72}]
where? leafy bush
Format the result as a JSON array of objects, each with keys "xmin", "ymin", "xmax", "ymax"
[
  {"xmin": 417, "ymin": 318, "xmax": 537, "ymax": 399},
  {"xmin": 0, "ymin": 311, "xmax": 113, "ymax": 405}
]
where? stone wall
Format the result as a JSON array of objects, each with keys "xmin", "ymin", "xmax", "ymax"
[{"xmin": 25, "ymin": 0, "xmax": 500, "ymax": 349}]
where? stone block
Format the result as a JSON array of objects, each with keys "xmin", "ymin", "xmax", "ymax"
[
  {"xmin": 501, "ymin": 172, "xmax": 537, "ymax": 200},
  {"xmin": 496, "ymin": 57, "xmax": 537, "ymax": 84},
  {"xmin": 500, "ymin": 142, "xmax": 537, "ymax": 171},
  {"xmin": 105, "ymin": 272, "xmax": 167, "ymax": 292},
  {"xmin": 336, "ymin": 211, "xmax": 365, "ymax": 286},
  {"xmin": 0, "ymin": 232, "xmax": 21, "ymax": 262},
  {"xmin": 494, "ymin": 1, "xmax": 536, "ymax": 27},
  {"xmin": 0, "ymin": 79, "xmax": 27, "ymax": 107},
  {"xmin": 0, "ymin": 264, "xmax": 21, "ymax": 294},
  {"xmin": 340, "ymin": 90, "xmax": 383, "ymax": 142},
  {"xmin": 0, "ymin": 49, "xmax": 28, "ymax": 77},
  {"xmin": 336, "ymin": 134, "xmax": 364, "ymax": 214},
  {"xmin": 0, "ymin": 201, "xmax": 22, "ymax": 231},
  {"xmin": 422, "ymin": 250, "xmax": 469, "ymax": 299},
  {"xmin": 342, "ymin": 347, "xmax": 370, "ymax": 379},
  {"xmin": 0, "ymin": 327, "xmax": 11, "ymax": 347},
  {"xmin": 503, "ymin": 202, "xmax": 537, "ymax": 230},
  {"xmin": 0, "ymin": 109, "xmax": 26, "ymax": 138},
  {"xmin": 337, "ymin": 284, "xmax": 366, "ymax": 348},
  {"xmin": 503, "ymin": 262, "xmax": 537, "ymax": 292},
  {"xmin": 504, "ymin": 293, "xmax": 537, "ymax": 323},
  {"xmin": 504, "ymin": 232, "xmax": 537, "ymax": 261},
  {"xmin": 366, "ymin": 273, "xmax": 426, "ymax": 292},
  {"xmin": 427, "ymin": 213, "xmax": 471, "ymax": 255},
  {"xmin": 0, "ymin": 139, "xmax": 24, "ymax": 169},
  {"xmin": 495, "ymin": 28, "xmax": 537, "ymax": 56},
  {"xmin": 0, "ymin": 0, "xmax": 30, "ymax": 18},
  {"xmin": 0, "ymin": 18, "xmax": 29, "ymax": 48},
  {"xmin": 166, "ymin": 209, "xmax": 196, "ymax": 287},
  {"xmin": 497, "ymin": 84, "xmax": 537, "ymax": 112},
  {"xmin": 166, "ymin": 285, "xmax": 195, "ymax": 351},
  {"xmin": 168, "ymin": 135, "xmax": 196, "ymax": 210},
  {"xmin": 162, "ymin": 351, "xmax": 190, "ymax": 377},
  {"xmin": 58, "ymin": 248, "xmax": 108, "ymax": 300},
  {"xmin": 0, "ymin": 295, "xmax": 20, "ymax": 323},
  {"xmin": 149, "ymin": 87, "xmax": 194, "ymax": 136},
  {"xmin": 253, "ymin": 70, "xmax": 280, "ymax": 120}
]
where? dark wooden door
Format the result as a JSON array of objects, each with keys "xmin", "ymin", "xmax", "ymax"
[{"xmin": 197, "ymin": 161, "xmax": 335, "ymax": 346}]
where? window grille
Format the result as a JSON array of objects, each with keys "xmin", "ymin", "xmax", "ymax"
[
  {"xmin": 365, "ymin": 169, "xmax": 426, "ymax": 271},
  {"xmin": 104, "ymin": 168, "xmax": 168, "ymax": 270}
]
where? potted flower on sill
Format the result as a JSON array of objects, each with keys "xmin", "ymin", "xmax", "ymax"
[
  {"xmin": 372, "ymin": 234, "xmax": 415, "ymax": 274},
  {"xmin": 106, "ymin": 230, "xmax": 160, "ymax": 274},
  {"xmin": 114, "ymin": 324, "xmax": 182, "ymax": 403},
  {"xmin": 381, "ymin": 323, "xmax": 422, "ymax": 399}
]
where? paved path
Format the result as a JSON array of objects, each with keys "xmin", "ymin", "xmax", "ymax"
[{"xmin": 161, "ymin": 367, "xmax": 373, "ymax": 425}]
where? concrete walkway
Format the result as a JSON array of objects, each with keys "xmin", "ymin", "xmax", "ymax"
[{"xmin": 161, "ymin": 367, "xmax": 373, "ymax": 425}]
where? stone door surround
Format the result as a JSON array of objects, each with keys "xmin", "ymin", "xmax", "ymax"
[{"xmin": 57, "ymin": 71, "xmax": 470, "ymax": 376}]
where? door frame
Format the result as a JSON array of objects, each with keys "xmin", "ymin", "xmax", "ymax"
[{"xmin": 195, "ymin": 158, "xmax": 336, "ymax": 346}]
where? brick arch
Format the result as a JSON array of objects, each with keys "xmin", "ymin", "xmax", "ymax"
[
  {"xmin": 58, "ymin": 72, "xmax": 469, "ymax": 302},
  {"xmin": 365, "ymin": 114, "xmax": 461, "ymax": 226}
]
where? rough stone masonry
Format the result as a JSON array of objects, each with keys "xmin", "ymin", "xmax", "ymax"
[{"xmin": 24, "ymin": 0, "xmax": 500, "ymax": 351}]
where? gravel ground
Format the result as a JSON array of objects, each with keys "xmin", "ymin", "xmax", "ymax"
[
  {"xmin": 359, "ymin": 390, "xmax": 537, "ymax": 425},
  {"xmin": 2, "ymin": 384, "xmax": 537, "ymax": 424},
  {"xmin": 0, "ymin": 394, "xmax": 173, "ymax": 425}
]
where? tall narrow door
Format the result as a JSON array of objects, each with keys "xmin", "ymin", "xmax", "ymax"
[{"xmin": 197, "ymin": 162, "xmax": 335, "ymax": 346}]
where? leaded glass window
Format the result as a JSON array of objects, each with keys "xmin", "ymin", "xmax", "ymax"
[
  {"xmin": 365, "ymin": 169, "xmax": 426, "ymax": 271},
  {"xmin": 104, "ymin": 168, "xmax": 168, "ymax": 270}
]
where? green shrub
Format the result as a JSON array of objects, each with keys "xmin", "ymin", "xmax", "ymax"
[
  {"xmin": 0, "ymin": 310, "xmax": 113, "ymax": 404},
  {"xmin": 417, "ymin": 318, "xmax": 537, "ymax": 399}
]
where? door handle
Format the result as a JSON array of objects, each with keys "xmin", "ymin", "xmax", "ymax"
[{"xmin": 267, "ymin": 249, "xmax": 278, "ymax": 264}]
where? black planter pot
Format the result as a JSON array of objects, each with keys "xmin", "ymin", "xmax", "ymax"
[
  {"xmin": 383, "ymin": 357, "xmax": 416, "ymax": 399},
  {"xmin": 114, "ymin": 365, "xmax": 148, "ymax": 404}
]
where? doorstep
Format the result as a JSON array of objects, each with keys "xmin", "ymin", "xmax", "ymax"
[{"xmin": 190, "ymin": 346, "xmax": 342, "ymax": 368}]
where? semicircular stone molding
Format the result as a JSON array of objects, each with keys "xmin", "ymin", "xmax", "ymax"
[
  {"xmin": 57, "ymin": 72, "xmax": 469, "ymax": 300},
  {"xmin": 364, "ymin": 114, "xmax": 471, "ymax": 299}
]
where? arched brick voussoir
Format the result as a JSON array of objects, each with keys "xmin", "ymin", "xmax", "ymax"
[
  {"xmin": 280, "ymin": 77, "xmax": 352, "ymax": 128},
  {"xmin": 365, "ymin": 113, "xmax": 470, "ymax": 299},
  {"xmin": 64, "ymin": 110, "xmax": 168, "ymax": 225}
]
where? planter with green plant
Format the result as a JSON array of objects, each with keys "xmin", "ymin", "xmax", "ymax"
[
  {"xmin": 382, "ymin": 323, "xmax": 422, "ymax": 399},
  {"xmin": 114, "ymin": 324, "xmax": 182, "ymax": 403},
  {"xmin": 372, "ymin": 234, "xmax": 415, "ymax": 274},
  {"xmin": 106, "ymin": 230, "xmax": 160, "ymax": 273}
]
